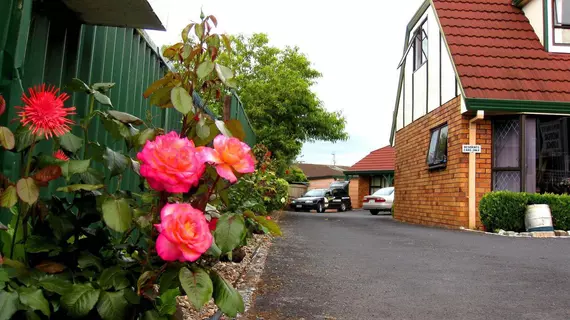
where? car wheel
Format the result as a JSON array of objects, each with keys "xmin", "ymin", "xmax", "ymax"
[
  {"xmin": 316, "ymin": 203, "xmax": 325, "ymax": 213},
  {"xmin": 294, "ymin": 208, "xmax": 300, "ymax": 212},
  {"xmin": 338, "ymin": 203, "xmax": 347, "ymax": 212},
  {"xmin": 370, "ymin": 210, "xmax": 379, "ymax": 215}
]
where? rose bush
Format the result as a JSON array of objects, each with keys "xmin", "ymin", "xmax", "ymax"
[{"xmin": 0, "ymin": 12, "xmax": 281, "ymax": 320}]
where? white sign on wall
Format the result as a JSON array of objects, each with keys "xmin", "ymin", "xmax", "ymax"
[{"xmin": 462, "ymin": 145, "xmax": 481, "ymax": 154}]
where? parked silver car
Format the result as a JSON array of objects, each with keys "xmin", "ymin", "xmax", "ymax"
[{"xmin": 362, "ymin": 187, "xmax": 394, "ymax": 215}]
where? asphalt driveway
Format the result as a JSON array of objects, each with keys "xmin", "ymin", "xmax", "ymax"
[{"xmin": 247, "ymin": 210, "xmax": 570, "ymax": 320}]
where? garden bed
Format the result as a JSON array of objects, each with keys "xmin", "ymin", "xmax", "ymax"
[{"xmin": 177, "ymin": 233, "xmax": 273, "ymax": 319}]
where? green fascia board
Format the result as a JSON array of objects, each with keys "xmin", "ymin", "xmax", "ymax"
[
  {"xmin": 390, "ymin": 0, "xmax": 431, "ymax": 146},
  {"xmin": 465, "ymin": 98, "xmax": 570, "ymax": 114},
  {"xmin": 343, "ymin": 170, "xmax": 394, "ymax": 176}
]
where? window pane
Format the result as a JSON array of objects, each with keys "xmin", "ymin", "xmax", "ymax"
[
  {"xmin": 493, "ymin": 119, "xmax": 520, "ymax": 168},
  {"xmin": 370, "ymin": 176, "xmax": 383, "ymax": 186},
  {"xmin": 536, "ymin": 116, "xmax": 570, "ymax": 194},
  {"xmin": 494, "ymin": 171, "xmax": 521, "ymax": 192},
  {"xmin": 555, "ymin": 0, "xmax": 570, "ymax": 25},
  {"xmin": 427, "ymin": 129, "xmax": 439, "ymax": 164},
  {"xmin": 525, "ymin": 117, "xmax": 537, "ymax": 193},
  {"xmin": 435, "ymin": 125, "xmax": 448, "ymax": 163}
]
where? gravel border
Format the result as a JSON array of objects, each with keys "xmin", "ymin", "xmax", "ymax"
[{"xmin": 459, "ymin": 227, "xmax": 570, "ymax": 239}]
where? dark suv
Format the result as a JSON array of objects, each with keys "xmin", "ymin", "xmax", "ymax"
[{"xmin": 290, "ymin": 184, "xmax": 352, "ymax": 213}]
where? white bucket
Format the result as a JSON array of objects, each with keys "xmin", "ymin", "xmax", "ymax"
[{"xmin": 525, "ymin": 204, "xmax": 554, "ymax": 232}]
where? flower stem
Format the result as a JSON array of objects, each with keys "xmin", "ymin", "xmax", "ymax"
[
  {"xmin": 24, "ymin": 138, "xmax": 36, "ymax": 177},
  {"xmin": 9, "ymin": 213, "xmax": 20, "ymax": 259},
  {"xmin": 82, "ymin": 95, "xmax": 95, "ymax": 158}
]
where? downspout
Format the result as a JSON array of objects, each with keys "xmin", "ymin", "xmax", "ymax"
[{"xmin": 468, "ymin": 110, "xmax": 484, "ymax": 229}]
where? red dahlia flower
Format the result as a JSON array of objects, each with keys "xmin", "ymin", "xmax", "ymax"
[
  {"xmin": 17, "ymin": 84, "xmax": 76, "ymax": 139},
  {"xmin": 54, "ymin": 150, "xmax": 69, "ymax": 161}
]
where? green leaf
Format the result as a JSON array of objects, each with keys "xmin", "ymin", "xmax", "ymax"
[
  {"xmin": 214, "ymin": 214, "xmax": 246, "ymax": 253},
  {"xmin": 254, "ymin": 216, "xmax": 282, "ymax": 236},
  {"xmin": 221, "ymin": 34, "xmax": 232, "ymax": 52},
  {"xmin": 159, "ymin": 267, "xmax": 180, "ymax": 294},
  {"xmin": 137, "ymin": 128, "xmax": 159, "ymax": 147},
  {"xmin": 60, "ymin": 159, "xmax": 91, "ymax": 180},
  {"xmin": 206, "ymin": 241, "xmax": 222, "ymax": 258},
  {"xmin": 93, "ymin": 91, "xmax": 113, "ymax": 107},
  {"xmin": 179, "ymin": 267, "xmax": 213, "ymax": 310},
  {"xmin": 38, "ymin": 275, "xmax": 72, "ymax": 295},
  {"xmin": 92, "ymin": 83, "xmax": 116, "ymax": 93},
  {"xmin": 102, "ymin": 198, "xmax": 132, "ymax": 232},
  {"xmin": 79, "ymin": 168, "xmax": 105, "ymax": 185},
  {"xmin": 137, "ymin": 271, "xmax": 153, "ymax": 295},
  {"xmin": 66, "ymin": 78, "xmax": 92, "ymax": 93},
  {"xmin": 224, "ymin": 119, "xmax": 246, "ymax": 141},
  {"xmin": 195, "ymin": 23, "xmax": 204, "ymax": 40},
  {"xmin": 99, "ymin": 266, "xmax": 130, "ymax": 291},
  {"xmin": 78, "ymin": 251, "xmax": 103, "ymax": 271},
  {"xmin": 170, "ymin": 87, "xmax": 194, "ymax": 115},
  {"xmin": 15, "ymin": 126, "xmax": 41, "ymax": 152},
  {"xmin": 96, "ymin": 291, "xmax": 128, "ymax": 320},
  {"xmin": 143, "ymin": 310, "xmax": 167, "ymax": 320},
  {"xmin": 102, "ymin": 118, "xmax": 130, "ymax": 140},
  {"xmin": 157, "ymin": 288, "xmax": 179, "ymax": 316},
  {"xmin": 61, "ymin": 284, "xmax": 100, "ymax": 318},
  {"xmin": 0, "ymin": 185, "xmax": 18, "ymax": 208},
  {"xmin": 0, "ymin": 290, "xmax": 19, "ymax": 320},
  {"xmin": 215, "ymin": 120, "xmax": 233, "ymax": 138},
  {"xmin": 16, "ymin": 177, "xmax": 39, "ymax": 205},
  {"xmin": 149, "ymin": 86, "xmax": 173, "ymax": 107},
  {"xmin": 0, "ymin": 126, "xmax": 15, "ymax": 150},
  {"xmin": 197, "ymin": 61, "xmax": 215, "ymax": 79},
  {"xmin": 210, "ymin": 272, "xmax": 244, "ymax": 317},
  {"xmin": 18, "ymin": 287, "xmax": 50, "ymax": 317},
  {"xmin": 215, "ymin": 64, "xmax": 236, "ymax": 88},
  {"xmin": 25, "ymin": 310, "xmax": 41, "ymax": 320},
  {"xmin": 107, "ymin": 110, "xmax": 144, "ymax": 126},
  {"xmin": 48, "ymin": 215, "xmax": 74, "ymax": 241},
  {"xmin": 182, "ymin": 43, "xmax": 192, "ymax": 59},
  {"xmin": 196, "ymin": 120, "xmax": 211, "ymax": 140},
  {"xmin": 57, "ymin": 184, "xmax": 104, "ymax": 193},
  {"xmin": 25, "ymin": 236, "xmax": 60, "ymax": 254},
  {"xmin": 59, "ymin": 132, "xmax": 83, "ymax": 153},
  {"xmin": 103, "ymin": 148, "xmax": 129, "ymax": 177},
  {"xmin": 181, "ymin": 23, "xmax": 195, "ymax": 43},
  {"xmin": 123, "ymin": 289, "xmax": 140, "ymax": 305}
]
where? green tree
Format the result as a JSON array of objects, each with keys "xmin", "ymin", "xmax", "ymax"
[{"xmin": 219, "ymin": 34, "xmax": 348, "ymax": 164}]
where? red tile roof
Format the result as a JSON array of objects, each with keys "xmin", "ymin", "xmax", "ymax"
[
  {"xmin": 346, "ymin": 146, "xmax": 395, "ymax": 172},
  {"xmin": 296, "ymin": 163, "xmax": 350, "ymax": 179},
  {"xmin": 433, "ymin": 0, "xmax": 570, "ymax": 102}
]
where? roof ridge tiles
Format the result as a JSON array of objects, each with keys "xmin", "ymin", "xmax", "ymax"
[
  {"xmin": 462, "ymin": 75, "xmax": 570, "ymax": 83},
  {"xmin": 456, "ymin": 64, "xmax": 570, "ymax": 71},
  {"xmin": 454, "ymin": 53, "xmax": 570, "ymax": 60},
  {"xmin": 445, "ymin": 33, "xmax": 538, "ymax": 40},
  {"xmin": 464, "ymin": 86, "xmax": 570, "ymax": 94}
]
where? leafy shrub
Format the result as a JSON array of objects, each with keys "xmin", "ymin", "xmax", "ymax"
[
  {"xmin": 284, "ymin": 166, "xmax": 308, "ymax": 183},
  {"xmin": 480, "ymin": 191, "xmax": 570, "ymax": 231},
  {"xmin": 0, "ymin": 12, "xmax": 281, "ymax": 320},
  {"xmin": 479, "ymin": 191, "xmax": 529, "ymax": 232},
  {"xmin": 228, "ymin": 170, "xmax": 289, "ymax": 215}
]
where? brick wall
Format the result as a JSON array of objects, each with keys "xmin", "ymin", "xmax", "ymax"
[
  {"xmin": 394, "ymin": 96, "xmax": 491, "ymax": 229},
  {"xmin": 348, "ymin": 177, "xmax": 370, "ymax": 208}
]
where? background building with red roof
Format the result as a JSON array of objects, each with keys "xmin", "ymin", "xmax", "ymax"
[
  {"xmin": 296, "ymin": 163, "xmax": 350, "ymax": 190},
  {"xmin": 390, "ymin": 0, "xmax": 570, "ymax": 230},
  {"xmin": 344, "ymin": 146, "xmax": 395, "ymax": 208}
]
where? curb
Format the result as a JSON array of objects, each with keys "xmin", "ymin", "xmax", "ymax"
[{"xmin": 459, "ymin": 227, "xmax": 570, "ymax": 239}]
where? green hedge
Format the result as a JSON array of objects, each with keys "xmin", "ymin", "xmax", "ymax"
[{"xmin": 479, "ymin": 191, "xmax": 570, "ymax": 232}]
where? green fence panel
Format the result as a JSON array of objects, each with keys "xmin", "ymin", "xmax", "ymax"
[
  {"xmin": 230, "ymin": 91, "xmax": 256, "ymax": 147},
  {"xmin": 0, "ymin": 0, "xmax": 171, "ymax": 222}
]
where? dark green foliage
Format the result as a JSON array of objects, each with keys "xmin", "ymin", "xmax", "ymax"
[{"xmin": 479, "ymin": 191, "xmax": 570, "ymax": 231}]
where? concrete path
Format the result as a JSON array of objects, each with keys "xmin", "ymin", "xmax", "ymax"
[{"xmin": 247, "ymin": 210, "xmax": 570, "ymax": 320}]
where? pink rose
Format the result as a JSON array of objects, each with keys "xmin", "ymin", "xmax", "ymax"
[
  {"xmin": 137, "ymin": 131, "xmax": 206, "ymax": 193},
  {"xmin": 201, "ymin": 135, "xmax": 255, "ymax": 183},
  {"xmin": 155, "ymin": 203, "xmax": 213, "ymax": 262}
]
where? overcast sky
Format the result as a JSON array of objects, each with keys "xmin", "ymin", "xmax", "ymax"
[{"xmin": 146, "ymin": 0, "xmax": 424, "ymax": 166}]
